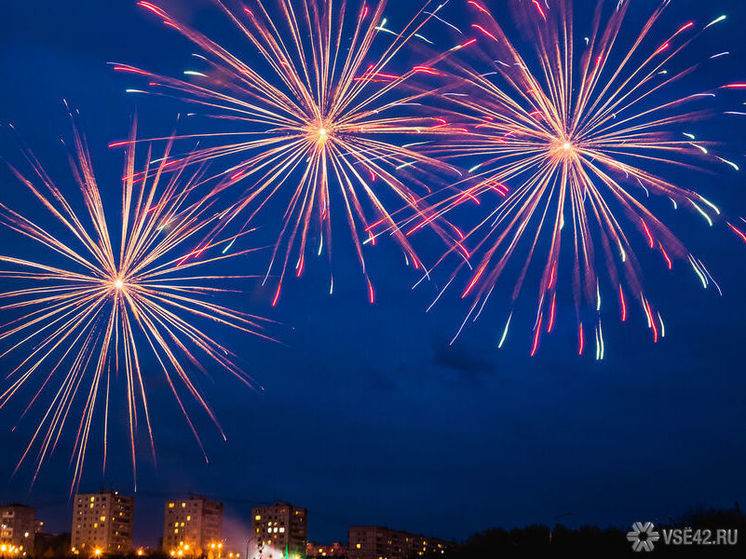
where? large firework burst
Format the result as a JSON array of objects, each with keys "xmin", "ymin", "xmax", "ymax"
[
  {"xmin": 425, "ymin": 0, "xmax": 745, "ymax": 356},
  {"xmin": 0, "ymin": 112, "xmax": 272, "ymax": 491},
  {"xmin": 117, "ymin": 0, "xmax": 467, "ymax": 304}
]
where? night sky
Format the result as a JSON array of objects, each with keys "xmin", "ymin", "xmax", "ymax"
[{"xmin": 1, "ymin": 0, "xmax": 745, "ymax": 550}]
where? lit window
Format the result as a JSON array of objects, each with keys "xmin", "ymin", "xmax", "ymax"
[{"xmin": 356, "ymin": 545, "xmax": 361, "ymax": 550}]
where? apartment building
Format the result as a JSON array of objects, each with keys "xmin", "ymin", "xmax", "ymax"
[
  {"xmin": 0, "ymin": 504, "xmax": 36, "ymax": 554},
  {"xmin": 162, "ymin": 496, "xmax": 223, "ymax": 556},
  {"xmin": 71, "ymin": 491, "xmax": 134, "ymax": 555},
  {"xmin": 348, "ymin": 526, "xmax": 450, "ymax": 559},
  {"xmin": 249, "ymin": 503, "xmax": 307, "ymax": 559}
]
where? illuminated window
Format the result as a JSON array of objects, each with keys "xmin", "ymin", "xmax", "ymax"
[
  {"xmin": 356, "ymin": 545, "xmax": 361, "ymax": 550},
  {"xmin": 169, "ymin": 504, "xmax": 175, "ymax": 509}
]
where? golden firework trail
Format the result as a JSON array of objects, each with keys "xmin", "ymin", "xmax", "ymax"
[
  {"xmin": 115, "ymin": 0, "xmax": 469, "ymax": 305},
  {"xmin": 420, "ymin": 0, "xmax": 745, "ymax": 357},
  {"xmin": 0, "ymin": 111, "xmax": 273, "ymax": 492}
]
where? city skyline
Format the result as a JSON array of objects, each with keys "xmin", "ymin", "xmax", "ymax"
[
  {"xmin": 5, "ymin": 492, "xmax": 744, "ymax": 556},
  {"xmin": 2, "ymin": 495, "xmax": 458, "ymax": 557}
]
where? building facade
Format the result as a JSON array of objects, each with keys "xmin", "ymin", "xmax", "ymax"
[
  {"xmin": 347, "ymin": 527, "xmax": 450, "ymax": 559},
  {"xmin": 306, "ymin": 542, "xmax": 346, "ymax": 559},
  {"xmin": 249, "ymin": 503, "xmax": 307, "ymax": 559},
  {"xmin": 0, "ymin": 504, "xmax": 36, "ymax": 554},
  {"xmin": 162, "ymin": 496, "xmax": 223, "ymax": 556},
  {"xmin": 71, "ymin": 491, "xmax": 134, "ymax": 555}
]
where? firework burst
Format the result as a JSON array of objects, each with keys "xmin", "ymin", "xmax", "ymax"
[
  {"xmin": 117, "ymin": 0, "xmax": 467, "ymax": 304},
  {"xmin": 0, "ymin": 111, "xmax": 272, "ymax": 492},
  {"xmin": 406, "ymin": 0, "xmax": 746, "ymax": 359},
  {"xmin": 424, "ymin": 0, "xmax": 744, "ymax": 357}
]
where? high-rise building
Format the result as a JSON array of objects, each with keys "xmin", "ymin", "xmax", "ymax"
[
  {"xmin": 0, "ymin": 504, "xmax": 37, "ymax": 554},
  {"xmin": 347, "ymin": 527, "xmax": 450, "ymax": 559},
  {"xmin": 71, "ymin": 491, "xmax": 134, "ymax": 556},
  {"xmin": 162, "ymin": 495, "xmax": 223, "ymax": 556},
  {"xmin": 249, "ymin": 503, "xmax": 307, "ymax": 559}
]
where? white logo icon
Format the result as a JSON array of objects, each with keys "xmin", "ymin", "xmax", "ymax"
[{"xmin": 627, "ymin": 521, "xmax": 661, "ymax": 552}]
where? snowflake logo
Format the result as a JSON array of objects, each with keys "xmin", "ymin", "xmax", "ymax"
[{"xmin": 626, "ymin": 521, "xmax": 661, "ymax": 552}]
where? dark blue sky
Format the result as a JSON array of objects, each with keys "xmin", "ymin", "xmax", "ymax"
[{"xmin": 1, "ymin": 0, "xmax": 745, "ymax": 550}]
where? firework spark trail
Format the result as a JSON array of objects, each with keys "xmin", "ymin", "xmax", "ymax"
[
  {"xmin": 419, "ymin": 0, "xmax": 742, "ymax": 356},
  {"xmin": 118, "ymin": 0, "xmax": 468, "ymax": 304},
  {"xmin": 0, "ymin": 109, "xmax": 274, "ymax": 493}
]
